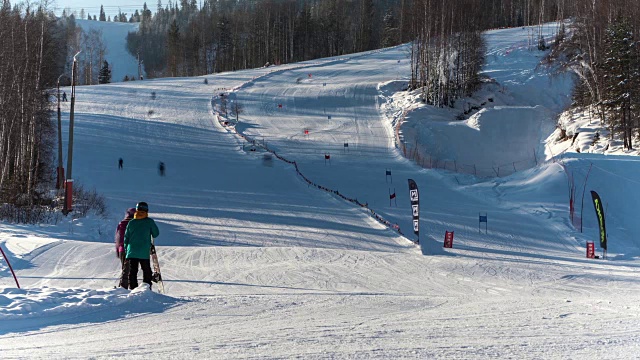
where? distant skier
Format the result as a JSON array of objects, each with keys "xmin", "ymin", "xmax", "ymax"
[
  {"xmin": 62, "ymin": 91, "xmax": 67, "ymax": 102},
  {"xmin": 124, "ymin": 202, "xmax": 160, "ymax": 290},
  {"xmin": 158, "ymin": 161, "xmax": 165, "ymax": 176},
  {"xmin": 114, "ymin": 207, "xmax": 136, "ymax": 289},
  {"xmin": 118, "ymin": 158, "xmax": 123, "ymax": 170}
]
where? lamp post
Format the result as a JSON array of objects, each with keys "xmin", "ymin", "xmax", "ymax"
[
  {"xmin": 63, "ymin": 52, "xmax": 80, "ymax": 215},
  {"xmin": 56, "ymin": 74, "xmax": 65, "ymax": 190}
]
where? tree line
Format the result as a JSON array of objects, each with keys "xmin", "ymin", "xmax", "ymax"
[
  {"xmin": 124, "ymin": 0, "xmax": 570, "ymax": 104},
  {"xmin": 0, "ymin": 1, "xmax": 67, "ymax": 207},
  {"xmin": 61, "ymin": 5, "xmax": 145, "ymax": 23},
  {"xmin": 408, "ymin": 0, "xmax": 572, "ymax": 107},
  {"xmin": 551, "ymin": 0, "xmax": 640, "ymax": 150}
]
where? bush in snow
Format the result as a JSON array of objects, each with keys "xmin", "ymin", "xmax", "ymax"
[
  {"xmin": 0, "ymin": 203, "xmax": 60, "ymax": 224},
  {"xmin": 538, "ymin": 36, "xmax": 547, "ymax": 51},
  {"xmin": 69, "ymin": 183, "xmax": 108, "ymax": 218}
]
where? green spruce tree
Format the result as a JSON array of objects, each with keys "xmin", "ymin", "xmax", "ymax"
[
  {"xmin": 602, "ymin": 17, "xmax": 638, "ymax": 149},
  {"xmin": 98, "ymin": 60, "xmax": 112, "ymax": 84}
]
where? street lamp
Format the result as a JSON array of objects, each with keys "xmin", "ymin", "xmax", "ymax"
[
  {"xmin": 56, "ymin": 74, "xmax": 65, "ymax": 190},
  {"xmin": 63, "ymin": 52, "xmax": 80, "ymax": 215}
]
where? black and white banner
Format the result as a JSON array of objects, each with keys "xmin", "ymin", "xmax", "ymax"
[{"xmin": 408, "ymin": 179, "xmax": 420, "ymax": 241}]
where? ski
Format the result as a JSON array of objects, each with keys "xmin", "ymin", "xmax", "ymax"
[{"xmin": 150, "ymin": 236, "xmax": 165, "ymax": 294}]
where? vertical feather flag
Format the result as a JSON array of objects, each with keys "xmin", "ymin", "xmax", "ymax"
[{"xmin": 590, "ymin": 191, "xmax": 607, "ymax": 250}]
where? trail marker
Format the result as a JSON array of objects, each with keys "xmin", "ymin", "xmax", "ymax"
[
  {"xmin": 444, "ymin": 231, "xmax": 454, "ymax": 248},
  {"xmin": 479, "ymin": 213, "xmax": 488, "ymax": 234},
  {"xmin": 586, "ymin": 241, "xmax": 595, "ymax": 259}
]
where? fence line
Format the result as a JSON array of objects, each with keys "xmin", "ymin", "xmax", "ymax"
[
  {"xmin": 211, "ymin": 99, "xmax": 408, "ymax": 242},
  {"xmin": 394, "ymin": 110, "xmax": 549, "ymax": 178}
]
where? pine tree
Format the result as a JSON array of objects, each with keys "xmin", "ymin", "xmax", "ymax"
[
  {"xmin": 99, "ymin": 5, "xmax": 106, "ymax": 21},
  {"xmin": 98, "ymin": 60, "xmax": 112, "ymax": 84},
  {"xmin": 602, "ymin": 17, "xmax": 638, "ymax": 150},
  {"xmin": 381, "ymin": 8, "xmax": 398, "ymax": 48},
  {"xmin": 167, "ymin": 19, "xmax": 181, "ymax": 76}
]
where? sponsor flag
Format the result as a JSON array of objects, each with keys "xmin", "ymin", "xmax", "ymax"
[
  {"xmin": 590, "ymin": 191, "xmax": 607, "ymax": 250},
  {"xmin": 408, "ymin": 179, "xmax": 420, "ymax": 241}
]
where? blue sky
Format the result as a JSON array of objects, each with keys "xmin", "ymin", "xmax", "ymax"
[{"xmin": 54, "ymin": 1, "xmax": 149, "ymax": 18}]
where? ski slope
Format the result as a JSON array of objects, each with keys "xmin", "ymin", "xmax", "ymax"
[
  {"xmin": 75, "ymin": 19, "xmax": 142, "ymax": 83},
  {"xmin": 1, "ymin": 23, "xmax": 639, "ymax": 359}
]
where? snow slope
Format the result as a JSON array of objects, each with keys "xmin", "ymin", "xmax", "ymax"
[
  {"xmin": 1, "ymin": 23, "xmax": 639, "ymax": 359},
  {"xmin": 75, "ymin": 19, "xmax": 142, "ymax": 82}
]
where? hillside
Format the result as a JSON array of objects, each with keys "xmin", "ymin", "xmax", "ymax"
[
  {"xmin": 0, "ymin": 23, "xmax": 639, "ymax": 358},
  {"xmin": 75, "ymin": 19, "xmax": 142, "ymax": 82}
]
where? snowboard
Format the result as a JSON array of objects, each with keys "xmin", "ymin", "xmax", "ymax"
[{"xmin": 150, "ymin": 237, "xmax": 165, "ymax": 294}]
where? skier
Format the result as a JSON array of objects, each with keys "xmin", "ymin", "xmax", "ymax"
[
  {"xmin": 118, "ymin": 158, "xmax": 123, "ymax": 170},
  {"xmin": 62, "ymin": 91, "xmax": 67, "ymax": 102},
  {"xmin": 124, "ymin": 202, "xmax": 160, "ymax": 290},
  {"xmin": 114, "ymin": 207, "xmax": 136, "ymax": 289},
  {"xmin": 158, "ymin": 161, "xmax": 165, "ymax": 176}
]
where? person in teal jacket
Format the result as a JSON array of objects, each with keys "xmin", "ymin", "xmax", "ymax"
[{"xmin": 124, "ymin": 201, "xmax": 159, "ymax": 289}]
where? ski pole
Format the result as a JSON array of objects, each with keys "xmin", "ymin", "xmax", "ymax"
[{"xmin": 0, "ymin": 245, "xmax": 20, "ymax": 288}]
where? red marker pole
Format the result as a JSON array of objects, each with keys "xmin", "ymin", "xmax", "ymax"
[{"xmin": 0, "ymin": 245, "xmax": 20, "ymax": 288}]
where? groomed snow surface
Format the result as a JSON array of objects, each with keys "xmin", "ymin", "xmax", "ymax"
[{"xmin": 1, "ymin": 23, "xmax": 639, "ymax": 359}]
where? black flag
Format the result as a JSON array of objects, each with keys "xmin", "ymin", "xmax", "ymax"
[
  {"xmin": 408, "ymin": 179, "xmax": 420, "ymax": 242},
  {"xmin": 590, "ymin": 191, "xmax": 607, "ymax": 250}
]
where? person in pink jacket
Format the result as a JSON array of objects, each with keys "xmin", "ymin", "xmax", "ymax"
[{"xmin": 114, "ymin": 207, "xmax": 136, "ymax": 288}]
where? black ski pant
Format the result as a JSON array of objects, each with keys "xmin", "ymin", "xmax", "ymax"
[
  {"xmin": 119, "ymin": 252, "xmax": 130, "ymax": 289},
  {"xmin": 126, "ymin": 258, "xmax": 152, "ymax": 290}
]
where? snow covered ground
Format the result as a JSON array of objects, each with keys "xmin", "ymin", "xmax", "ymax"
[
  {"xmin": 75, "ymin": 19, "xmax": 142, "ymax": 82},
  {"xmin": 1, "ymin": 23, "xmax": 639, "ymax": 359}
]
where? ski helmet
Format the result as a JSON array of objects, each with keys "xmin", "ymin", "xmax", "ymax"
[{"xmin": 136, "ymin": 202, "xmax": 149, "ymax": 212}]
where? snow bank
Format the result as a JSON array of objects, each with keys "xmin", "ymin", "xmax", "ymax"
[{"xmin": 0, "ymin": 284, "xmax": 179, "ymax": 336}]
